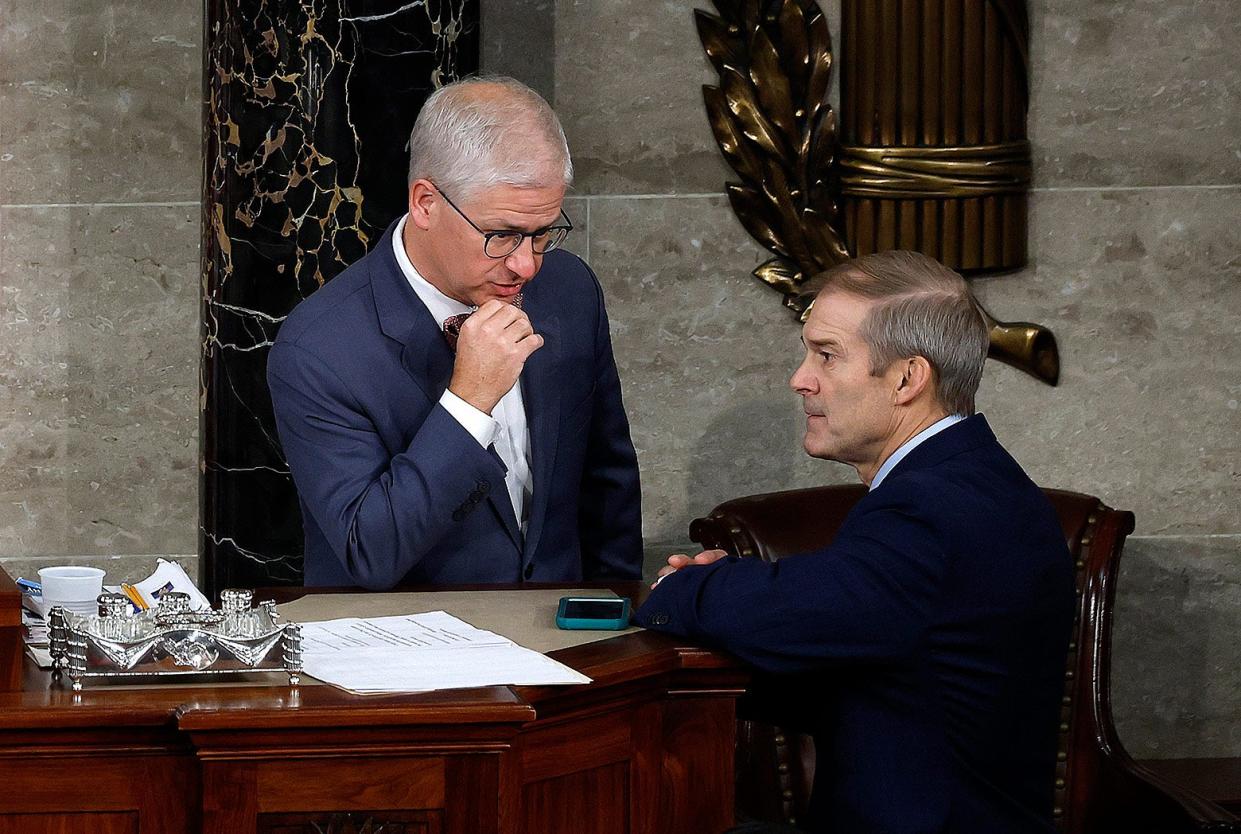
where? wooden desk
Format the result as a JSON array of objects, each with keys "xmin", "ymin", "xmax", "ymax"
[{"xmin": 0, "ymin": 572, "xmax": 746, "ymax": 834}]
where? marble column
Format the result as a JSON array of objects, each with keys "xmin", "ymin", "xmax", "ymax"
[{"xmin": 201, "ymin": 0, "xmax": 480, "ymax": 595}]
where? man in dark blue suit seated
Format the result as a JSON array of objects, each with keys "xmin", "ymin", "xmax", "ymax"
[
  {"xmin": 268, "ymin": 77, "xmax": 642, "ymax": 589},
  {"xmin": 636, "ymin": 251, "xmax": 1074, "ymax": 834}
]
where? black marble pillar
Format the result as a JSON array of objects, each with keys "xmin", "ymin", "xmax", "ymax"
[{"xmin": 200, "ymin": 0, "xmax": 480, "ymax": 596}]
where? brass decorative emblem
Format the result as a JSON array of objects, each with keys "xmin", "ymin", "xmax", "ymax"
[
  {"xmin": 696, "ymin": 0, "xmax": 1059, "ymax": 385},
  {"xmin": 310, "ymin": 815, "xmax": 393, "ymax": 834}
]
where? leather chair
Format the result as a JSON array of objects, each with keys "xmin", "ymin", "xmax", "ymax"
[{"xmin": 690, "ymin": 485, "xmax": 1240, "ymax": 833}]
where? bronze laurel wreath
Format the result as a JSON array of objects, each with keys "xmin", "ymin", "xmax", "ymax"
[{"xmin": 696, "ymin": 0, "xmax": 849, "ymax": 318}]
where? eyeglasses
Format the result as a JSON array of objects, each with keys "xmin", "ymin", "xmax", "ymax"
[{"xmin": 433, "ymin": 185, "xmax": 574, "ymax": 259}]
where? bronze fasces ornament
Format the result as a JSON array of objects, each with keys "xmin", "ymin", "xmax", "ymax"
[{"xmin": 696, "ymin": 0, "xmax": 1059, "ymax": 385}]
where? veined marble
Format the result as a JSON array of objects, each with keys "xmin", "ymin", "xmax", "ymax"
[{"xmin": 200, "ymin": 0, "xmax": 480, "ymax": 594}]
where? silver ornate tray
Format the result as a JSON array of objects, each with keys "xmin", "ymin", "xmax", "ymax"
[{"xmin": 47, "ymin": 588, "xmax": 303, "ymax": 690}]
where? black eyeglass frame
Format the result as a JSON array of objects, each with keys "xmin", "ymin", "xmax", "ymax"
[{"xmin": 433, "ymin": 184, "xmax": 574, "ymax": 259}]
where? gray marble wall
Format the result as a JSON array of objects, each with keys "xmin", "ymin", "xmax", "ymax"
[
  {"xmin": 547, "ymin": 0, "xmax": 1241, "ymax": 759},
  {"xmin": 0, "ymin": 0, "xmax": 1236, "ymax": 761},
  {"xmin": 482, "ymin": 0, "xmax": 555, "ymax": 102},
  {"xmin": 0, "ymin": 0, "xmax": 201, "ymax": 581}
]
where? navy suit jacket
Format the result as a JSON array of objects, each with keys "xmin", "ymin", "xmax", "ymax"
[
  {"xmin": 636, "ymin": 416, "xmax": 1074, "ymax": 834},
  {"xmin": 268, "ymin": 221, "xmax": 642, "ymax": 588}
]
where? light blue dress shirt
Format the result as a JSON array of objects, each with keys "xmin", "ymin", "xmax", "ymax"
[{"xmin": 869, "ymin": 414, "xmax": 966, "ymax": 491}]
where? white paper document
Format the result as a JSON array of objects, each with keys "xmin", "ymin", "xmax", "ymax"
[
  {"xmin": 299, "ymin": 610, "xmax": 592, "ymax": 695},
  {"xmin": 298, "ymin": 610, "xmax": 511, "ymax": 652}
]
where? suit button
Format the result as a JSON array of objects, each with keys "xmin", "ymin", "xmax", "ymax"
[
  {"xmin": 523, "ymin": 563, "xmax": 534, "ymax": 579},
  {"xmin": 452, "ymin": 508, "xmax": 466, "ymax": 522},
  {"xmin": 469, "ymin": 489, "xmax": 483, "ymax": 501},
  {"xmin": 651, "ymin": 614, "xmax": 669, "ymax": 626},
  {"xmin": 477, "ymin": 480, "xmax": 490, "ymax": 493}
]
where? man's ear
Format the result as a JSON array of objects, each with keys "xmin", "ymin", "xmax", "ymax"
[
  {"xmin": 407, "ymin": 179, "xmax": 437, "ymax": 231},
  {"xmin": 893, "ymin": 356, "xmax": 934, "ymax": 406}
]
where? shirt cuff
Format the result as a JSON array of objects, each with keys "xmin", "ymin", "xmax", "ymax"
[{"xmin": 440, "ymin": 390, "xmax": 500, "ymax": 449}]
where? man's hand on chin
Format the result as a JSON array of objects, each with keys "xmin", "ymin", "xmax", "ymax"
[
  {"xmin": 449, "ymin": 299, "xmax": 543, "ymax": 414},
  {"xmin": 651, "ymin": 549, "xmax": 728, "ymax": 588}
]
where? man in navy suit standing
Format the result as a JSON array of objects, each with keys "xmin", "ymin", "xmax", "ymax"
[
  {"xmin": 637, "ymin": 251, "xmax": 1074, "ymax": 833},
  {"xmin": 268, "ymin": 77, "xmax": 641, "ymax": 589}
]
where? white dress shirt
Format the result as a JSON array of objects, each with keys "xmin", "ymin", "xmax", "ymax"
[
  {"xmin": 869, "ymin": 414, "xmax": 965, "ymax": 491},
  {"xmin": 391, "ymin": 215, "xmax": 533, "ymax": 532}
]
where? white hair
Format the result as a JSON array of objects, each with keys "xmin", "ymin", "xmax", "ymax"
[{"xmin": 407, "ymin": 75, "xmax": 573, "ymax": 201}]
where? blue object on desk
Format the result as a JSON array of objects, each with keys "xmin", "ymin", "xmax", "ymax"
[
  {"xmin": 15, "ymin": 578, "xmax": 41, "ymax": 595},
  {"xmin": 555, "ymin": 596, "xmax": 631, "ymax": 630}
]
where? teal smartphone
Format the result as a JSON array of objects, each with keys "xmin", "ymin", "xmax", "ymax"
[{"xmin": 555, "ymin": 596, "xmax": 631, "ymax": 630}]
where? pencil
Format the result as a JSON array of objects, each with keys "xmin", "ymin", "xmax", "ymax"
[{"xmin": 120, "ymin": 583, "xmax": 149, "ymax": 611}]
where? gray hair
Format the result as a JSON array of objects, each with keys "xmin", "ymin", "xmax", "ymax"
[
  {"xmin": 816, "ymin": 251, "xmax": 989, "ymax": 416},
  {"xmin": 407, "ymin": 75, "xmax": 573, "ymax": 200}
]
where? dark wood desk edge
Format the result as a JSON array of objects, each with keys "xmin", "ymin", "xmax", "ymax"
[{"xmin": 174, "ymin": 687, "xmax": 539, "ymax": 731}]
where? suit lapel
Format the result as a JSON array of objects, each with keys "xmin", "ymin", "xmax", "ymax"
[
  {"xmin": 520, "ymin": 303, "xmax": 562, "ymax": 561},
  {"xmin": 398, "ymin": 320, "xmax": 455, "ymax": 403},
  {"xmin": 371, "ymin": 221, "xmax": 456, "ymax": 400}
]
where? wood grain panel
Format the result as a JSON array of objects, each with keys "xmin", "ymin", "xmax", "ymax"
[
  {"xmin": 203, "ymin": 760, "xmax": 259, "ymax": 834},
  {"xmin": 255, "ymin": 757, "xmax": 445, "ymax": 812},
  {"xmin": 0, "ymin": 812, "xmax": 136, "ymax": 834},
  {"xmin": 522, "ymin": 763, "xmax": 628, "ymax": 834},
  {"xmin": 0, "ymin": 755, "xmax": 193, "ymax": 832},
  {"xmin": 658, "ymin": 699, "xmax": 736, "ymax": 833},
  {"xmin": 444, "ymin": 754, "xmax": 502, "ymax": 834},
  {"xmin": 518, "ymin": 712, "xmax": 631, "ymax": 783},
  {"xmin": 627, "ymin": 701, "xmax": 662, "ymax": 834}
]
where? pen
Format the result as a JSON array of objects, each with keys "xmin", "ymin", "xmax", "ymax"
[{"xmin": 15, "ymin": 578, "xmax": 41, "ymax": 595}]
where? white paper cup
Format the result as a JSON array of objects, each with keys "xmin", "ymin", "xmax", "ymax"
[{"xmin": 38, "ymin": 566, "xmax": 105, "ymax": 613}]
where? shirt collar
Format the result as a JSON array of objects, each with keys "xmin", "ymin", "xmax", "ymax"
[
  {"xmin": 391, "ymin": 214, "xmax": 472, "ymax": 327},
  {"xmin": 869, "ymin": 414, "xmax": 967, "ymax": 491}
]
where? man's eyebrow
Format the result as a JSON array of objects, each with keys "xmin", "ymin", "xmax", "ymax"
[
  {"xmin": 484, "ymin": 223, "xmax": 538, "ymax": 234},
  {"xmin": 488, "ymin": 220, "xmax": 552, "ymax": 233},
  {"xmin": 802, "ymin": 333, "xmax": 843, "ymax": 350},
  {"xmin": 481, "ymin": 215, "xmax": 566, "ymax": 234}
]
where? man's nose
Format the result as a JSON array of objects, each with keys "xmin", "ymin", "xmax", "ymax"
[
  {"xmin": 790, "ymin": 357, "xmax": 815, "ymax": 394},
  {"xmin": 505, "ymin": 237, "xmax": 540, "ymax": 279}
]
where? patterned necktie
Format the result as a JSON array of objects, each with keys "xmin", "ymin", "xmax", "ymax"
[{"xmin": 442, "ymin": 293, "xmax": 522, "ymax": 351}]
